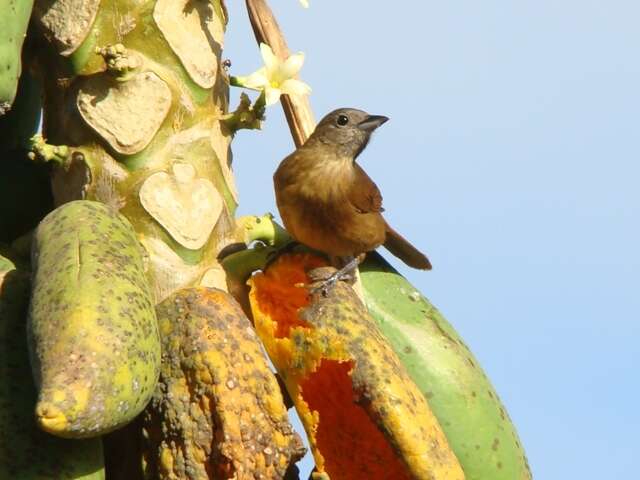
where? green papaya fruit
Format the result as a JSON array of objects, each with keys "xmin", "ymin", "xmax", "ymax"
[
  {"xmin": 0, "ymin": 0, "xmax": 35, "ymax": 114},
  {"xmin": 360, "ymin": 252, "xmax": 532, "ymax": 480}
]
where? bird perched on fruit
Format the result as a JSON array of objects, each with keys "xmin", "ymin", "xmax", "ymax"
[{"xmin": 273, "ymin": 108, "xmax": 431, "ymax": 288}]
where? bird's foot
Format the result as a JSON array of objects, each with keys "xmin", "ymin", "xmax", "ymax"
[
  {"xmin": 310, "ymin": 270, "xmax": 355, "ymax": 297},
  {"xmin": 309, "ymin": 257, "xmax": 359, "ymax": 297}
]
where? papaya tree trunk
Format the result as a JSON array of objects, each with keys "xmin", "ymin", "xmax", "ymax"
[{"xmin": 31, "ymin": 0, "xmax": 237, "ymax": 301}]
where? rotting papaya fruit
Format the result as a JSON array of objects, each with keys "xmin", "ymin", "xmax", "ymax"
[
  {"xmin": 28, "ymin": 200, "xmax": 161, "ymax": 438},
  {"xmin": 0, "ymin": 251, "xmax": 105, "ymax": 479},
  {"xmin": 142, "ymin": 287, "xmax": 306, "ymax": 480},
  {"xmin": 248, "ymin": 253, "xmax": 464, "ymax": 480}
]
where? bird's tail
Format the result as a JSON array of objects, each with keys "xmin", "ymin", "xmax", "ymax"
[{"xmin": 383, "ymin": 222, "xmax": 432, "ymax": 270}]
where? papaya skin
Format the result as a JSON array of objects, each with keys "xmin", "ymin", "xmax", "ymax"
[
  {"xmin": 28, "ymin": 200, "xmax": 161, "ymax": 438},
  {"xmin": 143, "ymin": 287, "xmax": 305, "ymax": 479},
  {"xmin": 360, "ymin": 252, "xmax": 532, "ymax": 480},
  {"xmin": 0, "ymin": 0, "xmax": 35, "ymax": 113}
]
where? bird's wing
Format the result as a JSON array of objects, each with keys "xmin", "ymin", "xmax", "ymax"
[{"xmin": 348, "ymin": 164, "xmax": 384, "ymax": 213}]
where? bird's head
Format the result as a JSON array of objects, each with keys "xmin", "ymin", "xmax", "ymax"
[{"xmin": 307, "ymin": 108, "xmax": 389, "ymax": 159}]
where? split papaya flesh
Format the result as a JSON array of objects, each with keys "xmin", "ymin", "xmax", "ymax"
[
  {"xmin": 249, "ymin": 253, "xmax": 464, "ymax": 480},
  {"xmin": 143, "ymin": 287, "xmax": 305, "ymax": 479},
  {"xmin": 360, "ymin": 252, "xmax": 531, "ymax": 480},
  {"xmin": 28, "ymin": 200, "xmax": 161, "ymax": 438},
  {"xmin": 0, "ymin": 252, "xmax": 105, "ymax": 479}
]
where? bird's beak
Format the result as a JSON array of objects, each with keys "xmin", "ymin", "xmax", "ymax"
[{"xmin": 357, "ymin": 115, "xmax": 389, "ymax": 132}]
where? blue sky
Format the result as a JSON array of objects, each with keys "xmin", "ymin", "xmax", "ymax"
[{"xmin": 224, "ymin": 1, "xmax": 640, "ymax": 478}]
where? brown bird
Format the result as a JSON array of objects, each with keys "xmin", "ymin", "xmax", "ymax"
[{"xmin": 274, "ymin": 107, "xmax": 431, "ymax": 286}]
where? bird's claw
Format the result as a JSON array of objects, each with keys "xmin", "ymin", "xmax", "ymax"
[
  {"xmin": 310, "ymin": 278, "xmax": 335, "ymax": 297},
  {"xmin": 309, "ymin": 271, "xmax": 353, "ymax": 297}
]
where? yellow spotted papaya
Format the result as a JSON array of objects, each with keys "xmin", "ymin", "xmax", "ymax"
[{"xmin": 28, "ymin": 200, "xmax": 161, "ymax": 438}]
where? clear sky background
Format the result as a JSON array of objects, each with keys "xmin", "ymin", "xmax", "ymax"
[{"xmin": 224, "ymin": 2, "xmax": 639, "ymax": 478}]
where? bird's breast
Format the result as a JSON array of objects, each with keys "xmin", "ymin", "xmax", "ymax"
[
  {"xmin": 297, "ymin": 158, "xmax": 354, "ymax": 200},
  {"xmin": 275, "ymin": 160, "xmax": 385, "ymax": 257}
]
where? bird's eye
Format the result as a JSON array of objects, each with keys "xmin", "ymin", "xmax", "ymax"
[{"xmin": 336, "ymin": 114, "xmax": 349, "ymax": 126}]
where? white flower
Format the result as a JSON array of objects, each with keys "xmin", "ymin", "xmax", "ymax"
[
  {"xmin": 241, "ymin": 43, "xmax": 311, "ymax": 106},
  {"xmin": 299, "ymin": 0, "xmax": 310, "ymax": 7}
]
